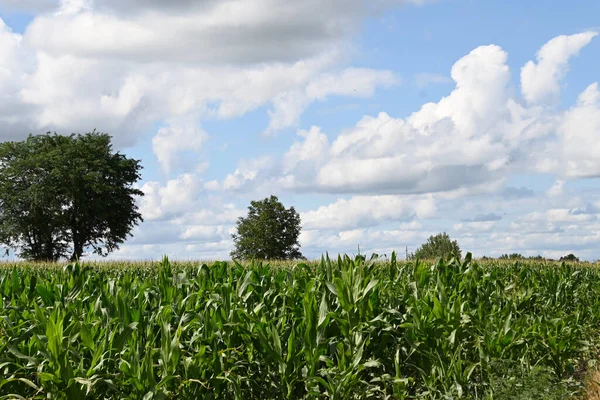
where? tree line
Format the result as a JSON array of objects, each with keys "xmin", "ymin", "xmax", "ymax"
[{"xmin": 0, "ymin": 132, "xmax": 580, "ymax": 262}]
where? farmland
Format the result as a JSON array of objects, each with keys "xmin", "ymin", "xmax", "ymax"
[{"xmin": 1, "ymin": 254, "xmax": 600, "ymax": 399}]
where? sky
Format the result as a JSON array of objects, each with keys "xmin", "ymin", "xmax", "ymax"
[{"xmin": 0, "ymin": 0, "xmax": 600, "ymax": 261}]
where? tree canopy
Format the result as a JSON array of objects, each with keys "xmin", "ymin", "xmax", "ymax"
[
  {"xmin": 499, "ymin": 253, "xmax": 524, "ymax": 260},
  {"xmin": 413, "ymin": 232, "xmax": 462, "ymax": 260},
  {"xmin": 0, "ymin": 132, "xmax": 144, "ymax": 261},
  {"xmin": 560, "ymin": 253, "xmax": 579, "ymax": 262},
  {"xmin": 231, "ymin": 195, "xmax": 303, "ymax": 260}
]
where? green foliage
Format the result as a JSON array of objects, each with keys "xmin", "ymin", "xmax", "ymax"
[
  {"xmin": 0, "ymin": 132, "xmax": 144, "ymax": 261},
  {"xmin": 487, "ymin": 361, "xmax": 577, "ymax": 400},
  {"xmin": 499, "ymin": 253, "xmax": 524, "ymax": 260},
  {"xmin": 0, "ymin": 255, "xmax": 599, "ymax": 399},
  {"xmin": 231, "ymin": 195, "xmax": 303, "ymax": 260},
  {"xmin": 413, "ymin": 232, "xmax": 462, "ymax": 260},
  {"xmin": 560, "ymin": 253, "xmax": 580, "ymax": 262}
]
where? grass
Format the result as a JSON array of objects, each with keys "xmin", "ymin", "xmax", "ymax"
[{"xmin": 1, "ymin": 253, "xmax": 599, "ymax": 399}]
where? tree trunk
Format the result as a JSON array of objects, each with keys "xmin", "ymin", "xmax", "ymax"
[{"xmin": 70, "ymin": 233, "xmax": 84, "ymax": 262}]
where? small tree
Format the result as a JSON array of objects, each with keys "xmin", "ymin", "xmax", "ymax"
[
  {"xmin": 0, "ymin": 132, "xmax": 144, "ymax": 261},
  {"xmin": 231, "ymin": 195, "xmax": 303, "ymax": 260},
  {"xmin": 500, "ymin": 253, "xmax": 524, "ymax": 260},
  {"xmin": 559, "ymin": 253, "xmax": 579, "ymax": 262},
  {"xmin": 414, "ymin": 232, "xmax": 461, "ymax": 260}
]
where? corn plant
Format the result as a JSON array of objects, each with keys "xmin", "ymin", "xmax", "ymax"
[{"xmin": 1, "ymin": 254, "xmax": 599, "ymax": 399}]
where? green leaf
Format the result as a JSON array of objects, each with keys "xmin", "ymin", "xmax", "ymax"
[{"xmin": 318, "ymin": 291, "xmax": 329, "ymax": 328}]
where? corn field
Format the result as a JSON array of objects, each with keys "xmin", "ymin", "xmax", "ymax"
[{"xmin": 1, "ymin": 254, "xmax": 599, "ymax": 399}]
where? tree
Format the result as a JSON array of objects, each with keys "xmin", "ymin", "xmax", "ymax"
[
  {"xmin": 559, "ymin": 253, "xmax": 579, "ymax": 262},
  {"xmin": 499, "ymin": 253, "xmax": 524, "ymax": 260},
  {"xmin": 231, "ymin": 195, "xmax": 303, "ymax": 260},
  {"xmin": 413, "ymin": 232, "xmax": 461, "ymax": 260},
  {"xmin": 0, "ymin": 132, "xmax": 144, "ymax": 261}
]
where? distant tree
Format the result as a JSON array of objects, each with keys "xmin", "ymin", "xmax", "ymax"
[
  {"xmin": 413, "ymin": 232, "xmax": 461, "ymax": 260},
  {"xmin": 231, "ymin": 195, "xmax": 303, "ymax": 260},
  {"xmin": 500, "ymin": 253, "xmax": 524, "ymax": 260},
  {"xmin": 559, "ymin": 253, "xmax": 579, "ymax": 262},
  {"xmin": 0, "ymin": 132, "xmax": 144, "ymax": 261}
]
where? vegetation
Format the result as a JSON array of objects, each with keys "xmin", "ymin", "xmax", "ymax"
[
  {"xmin": 0, "ymin": 132, "xmax": 143, "ymax": 261},
  {"xmin": 413, "ymin": 232, "xmax": 462, "ymax": 260},
  {"xmin": 1, "ymin": 255, "xmax": 599, "ymax": 399},
  {"xmin": 499, "ymin": 253, "xmax": 524, "ymax": 260},
  {"xmin": 231, "ymin": 195, "xmax": 303, "ymax": 260},
  {"xmin": 561, "ymin": 253, "xmax": 580, "ymax": 262}
]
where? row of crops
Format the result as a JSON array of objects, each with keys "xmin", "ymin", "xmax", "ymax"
[{"xmin": 1, "ymin": 254, "xmax": 600, "ymax": 399}]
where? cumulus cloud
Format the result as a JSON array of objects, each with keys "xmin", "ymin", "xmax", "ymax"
[
  {"xmin": 301, "ymin": 194, "xmax": 436, "ymax": 231},
  {"xmin": 138, "ymin": 174, "xmax": 203, "ymax": 221},
  {"xmin": 0, "ymin": 19, "xmax": 396, "ymax": 152},
  {"xmin": 554, "ymin": 83, "xmax": 600, "ymax": 177},
  {"xmin": 3, "ymin": 6, "xmax": 599, "ymax": 261},
  {"xmin": 521, "ymin": 31, "xmax": 598, "ymax": 105},
  {"xmin": 300, "ymin": 227, "xmax": 427, "ymax": 258},
  {"xmin": 152, "ymin": 118, "xmax": 209, "ymax": 173},
  {"xmin": 263, "ymin": 68, "xmax": 398, "ymax": 136},
  {"xmin": 215, "ymin": 44, "xmax": 513, "ymax": 194},
  {"xmin": 214, "ymin": 33, "xmax": 598, "ymax": 197},
  {"xmin": 22, "ymin": 0, "xmax": 422, "ymax": 65}
]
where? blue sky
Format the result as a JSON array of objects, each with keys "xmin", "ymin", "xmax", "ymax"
[{"xmin": 0, "ymin": 0, "xmax": 599, "ymax": 260}]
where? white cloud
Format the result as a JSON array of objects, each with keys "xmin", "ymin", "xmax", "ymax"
[
  {"xmin": 546, "ymin": 180, "xmax": 565, "ymax": 197},
  {"xmin": 521, "ymin": 31, "xmax": 598, "ymax": 105},
  {"xmin": 214, "ymin": 33, "xmax": 599, "ymax": 196},
  {"xmin": 0, "ymin": 20, "xmax": 38, "ymax": 140},
  {"xmin": 301, "ymin": 194, "xmax": 436, "ymax": 230},
  {"xmin": 0, "ymin": 18, "xmax": 396, "ymax": 151},
  {"xmin": 0, "ymin": 0, "xmax": 56, "ymax": 11},
  {"xmin": 139, "ymin": 174, "xmax": 203, "ymax": 221},
  {"xmin": 152, "ymin": 118, "xmax": 209, "ymax": 173},
  {"xmin": 3, "ymin": 0, "xmax": 403, "ymax": 146},
  {"xmin": 306, "ymin": 68, "xmax": 398, "ymax": 100},
  {"xmin": 56, "ymin": 0, "xmax": 92, "ymax": 15},
  {"xmin": 300, "ymin": 227, "xmax": 427, "ymax": 257},
  {"xmin": 180, "ymin": 225, "xmax": 228, "ymax": 241},
  {"xmin": 555, "ymin": 83, "xmax": 600, "ymax": 177},
  {"xmin": 216, "ymin": 44, "xmax": 513, "ymax": 194},
  {"xmin": 3, "ymin": 8, "xmax": 600, "ymax": 261},
  {"xmin": 453, "ymin": 221, "xmax": 498, "ymax": 233},
  {"xmin": 222, "ymin": 157, "xmax": 274, "ymax": 191},
  {"xmin": 22, "ymin": 0, "xmax": 420, "ymax": 65},
  {"xmin": 282, "ymin": 126, "xmax": 330, "ymax": 177},
  {"xmin": 263, "ymin": 67, "xmax": 397, "ymax": 135},
  {"xmin": 546, "ymin": 208, "xmax": 597, "ymax": 223},
  {"xmin": 108, "ymin": 240, "xmax": 233, "ymax": 261},
  {"xmin": 174, "ymin": 203, "xmax": 245, "ymax": 226}
]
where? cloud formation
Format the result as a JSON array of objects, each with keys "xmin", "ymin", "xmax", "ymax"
[
  {"xmin": 216, "ymin": 33, "xmax": 599, "ymax": 196},
  {"xmin": 1, "ymin": 3, "xmax": 599, "ymax": 261}
]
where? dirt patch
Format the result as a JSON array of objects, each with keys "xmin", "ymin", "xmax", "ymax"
[{"xmin": 584, "ymin": 370, "xmax": 600, "ymax": 400}]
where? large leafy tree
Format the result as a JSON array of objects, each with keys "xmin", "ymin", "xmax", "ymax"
[
  {"xmin": 0, "ymin": 132, "xmax": 144, "ymax": 261},
  {"xmin": 231, "ymin": 195, "xmax": 303, "ymax": 260},
  {"xmin": 414, "ymin": 232, "xmax": 462, "ymax": 260}
]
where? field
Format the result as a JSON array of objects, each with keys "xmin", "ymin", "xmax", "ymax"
[{"xmin": 1, "ymin": 254, "xmax": 600, "ymax": 399}]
